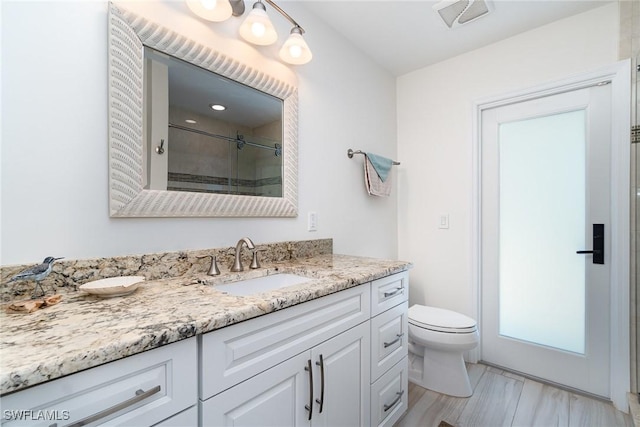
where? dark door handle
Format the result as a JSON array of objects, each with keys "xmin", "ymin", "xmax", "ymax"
[
  {"xmin": 304, "ymin": 359, "xmax": 313, "ymax": 421},
  {"xmin": 576, "ymin": 224, "xmax": 604, "ymax": 264}
]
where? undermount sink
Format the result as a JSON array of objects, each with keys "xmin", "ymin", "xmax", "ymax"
[{"xmin": 215, "ymin": 273, "xmax": 313, "ymax": 296}]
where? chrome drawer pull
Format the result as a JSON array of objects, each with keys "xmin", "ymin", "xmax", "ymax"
[
  {"xmin": 383, "ymin": 333, "xmax": 404, "ymax": 348},
  {"xmin": 383, "ymin": 390, "xmax": 404, "ymax": 412},
  {"xmin": 315, "ymin": 354, "xmax": 325, "ymax": 413},
  {"xmin": 304, "ymin": 359, "xmax": 314, "ymax": 421},
  {"xmin": 383, "ymin": 287, "xmax": 403, "ymax": 298},
  {"xmin": 65, "ymin": 385, "xmax": 161, "ymax": 427}
]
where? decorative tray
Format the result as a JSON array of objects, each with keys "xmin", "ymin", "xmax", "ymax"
[{"xmin": 79, "ymin": 276, "xmax": 145, "ymax": 298}]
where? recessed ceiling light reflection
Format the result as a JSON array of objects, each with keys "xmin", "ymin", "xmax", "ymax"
[
  {"xmin": 185, "ymin": 119, "xmax": 197, "ymax": 124},
  {"xmin": 210, "ymin": 104, "xmax": 226, "ymax": 111}
]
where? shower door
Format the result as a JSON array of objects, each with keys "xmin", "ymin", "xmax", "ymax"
[{"xmin": 480, "ymin": 83, "xmax": 612, "ymax": 397}]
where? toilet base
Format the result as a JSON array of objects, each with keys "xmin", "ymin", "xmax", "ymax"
[{"xmin": 408, "ymin": 348, "xmax": 473, "ymax": 397}]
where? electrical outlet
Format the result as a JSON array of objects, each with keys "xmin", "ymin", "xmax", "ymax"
[{"xmin": 308, "ymin": 212, "xmax": 318, "ymax": 232}]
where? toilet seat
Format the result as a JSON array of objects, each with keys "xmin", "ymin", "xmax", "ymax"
[{"xmin": 409, "ymin": 305, "xmax": 477, "ymax": 334}]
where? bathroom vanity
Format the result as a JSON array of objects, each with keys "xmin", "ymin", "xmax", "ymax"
[{"xmin": 0, "ymin": 253, "xmax": 410, "ymax": 427}]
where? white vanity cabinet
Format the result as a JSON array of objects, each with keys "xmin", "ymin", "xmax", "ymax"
[
  {"xmin": 200, "ymin": 271, "xmax": 410, "ymax": 427},
  {"xmin": 369, "ymin": 272, "xmax": 410, "ymax": 427},
  {"xmin": 202, "ymin": 322, "xmax": 370, "ymax": 426},
  {"xmin": 0, "ymin": 337, "xmax": 197, "ymax": 427},
  {"xmin": 199, "ymin": 285, "xmax": 372, "ymax": 426}
]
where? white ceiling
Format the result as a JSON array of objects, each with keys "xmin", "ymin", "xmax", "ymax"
[{"xmin": 300, "ymin": 0, "xmax": 614, "ymax": 76}]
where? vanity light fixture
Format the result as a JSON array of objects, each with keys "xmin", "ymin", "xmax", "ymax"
[
  {"xmin": 186, "ymin": 0, "xmax": 312, "ymax": 65},
  {"xmin": 186, "ymin": 0, "xmax": 233, "ymax": 22},
  {"xmin": 279, "ymin": 26, "xmax": 312, "ymax": 65},
  {"xmin": 239, "ymin": 1, "xmax": 278, "ymax": 46},
  {"xmin": 246, "ymin": 0, "xmax": 312, "ymax": 65}
]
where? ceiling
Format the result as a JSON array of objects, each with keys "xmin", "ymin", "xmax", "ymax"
[{"xmin": 300, "ymin": 0, "xmax": 614, "ymax": 76}]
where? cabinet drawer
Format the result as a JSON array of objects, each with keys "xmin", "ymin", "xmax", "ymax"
[
  {"xmin": 200, "ymin": 284, "xmax": 370, "ymax": 399},
  {"xmin": 154, "ymin": 405, "xmax": 197, "ymax": 427},
  {"xmin": 370, "ymin": 357, "xmax": 408, "ymax": 427},
  {"xmin": 1, "ymin": 338, "xmax": 196, "ymax": 427},
  {"xmin": 371, "ymin": 272, "xmax": 408, "ymax": 317},
  {"xmin": 371, "ymin": 302, "xmax": 408, "ymax": 381}
]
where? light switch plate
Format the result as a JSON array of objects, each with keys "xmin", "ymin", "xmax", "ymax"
[{"xmin": 438, "ymin": 214, "xmax": 449, "ymax": 229}]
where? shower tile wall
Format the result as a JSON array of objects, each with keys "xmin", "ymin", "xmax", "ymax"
[{"xmin": 167, "ymin": 107, "xmax": 283, "ymax": 196}]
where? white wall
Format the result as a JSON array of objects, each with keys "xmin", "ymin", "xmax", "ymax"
[
  {"xmin": 397, "ymin": 4, "xmax": 619, "ymax": 316},
  {"xmin": 0, "ymin": 1, "xmax": 398, "ymax": 265}
]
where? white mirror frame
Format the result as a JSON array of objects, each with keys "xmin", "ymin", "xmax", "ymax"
[{"xmin": 108, "ymin": 3, "xmax": 298, "ymax": 217}]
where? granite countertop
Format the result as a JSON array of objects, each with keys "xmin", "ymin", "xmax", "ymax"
[{"xmin": 0, "ymin": 254, "xmax": 411, "ymax": 395}]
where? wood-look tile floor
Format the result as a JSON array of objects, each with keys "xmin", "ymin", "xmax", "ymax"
[{"xmin": 394, "ymin": 363, "xmax": 634, "ymax": 427}]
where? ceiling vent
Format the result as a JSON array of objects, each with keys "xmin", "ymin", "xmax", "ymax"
[{"xmin": 433, "ymin": 0, "xmax": 491, "ymax": 29}]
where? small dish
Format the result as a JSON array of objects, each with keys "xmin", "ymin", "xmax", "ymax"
[{"xmin": 80, "ymin": 276, "xmax": 145, "ymax": 298}]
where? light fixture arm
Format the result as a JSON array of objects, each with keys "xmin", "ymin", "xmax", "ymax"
[
  {"xmin": 229, "ymin": 0, "xmax": 245, "ymax": 16},
  {"xmin": 262, "ymin": 0, "xmax": 305, "ymax": 33}
]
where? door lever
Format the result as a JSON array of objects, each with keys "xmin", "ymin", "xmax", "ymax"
[{"xmin": 576, "ymin": 224, "xmax": 604, "ymax": 264}]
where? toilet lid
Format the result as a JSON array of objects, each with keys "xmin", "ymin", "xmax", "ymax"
[{"xmin": 409, "ymin": 305, "xmax": 477, "ymax": 333}]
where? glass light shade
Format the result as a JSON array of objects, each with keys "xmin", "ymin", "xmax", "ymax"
[
  {"xmin": 239, "ymin": 3, "xmax": 278, "ymax": 46},
  {"xmin": 279, "ymin": 28, "xmax": 312, "ymax": 65},
  {"xmin": 186, "ymin": 0, "xmax": 233, "ymax": 22}
]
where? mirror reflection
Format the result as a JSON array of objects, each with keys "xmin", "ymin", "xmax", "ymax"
[{"xmin": 144, "ymin": 47, "xmax": 284, "ymax": 197}]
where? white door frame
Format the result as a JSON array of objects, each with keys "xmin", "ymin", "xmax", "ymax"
[{"xmin": 470, "ymin": 60, "xmax": 631, "ymax": 411}]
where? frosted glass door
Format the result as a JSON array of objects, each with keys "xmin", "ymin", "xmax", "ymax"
[
  {"xmin": 499, "ymin": 110, "xmax": 586, "ymax": 354},
  {"xmin": 481, "ymin": 85, "xmax": 612, "ymax": 398}
]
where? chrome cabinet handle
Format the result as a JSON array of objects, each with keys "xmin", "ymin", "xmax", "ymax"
[
  {"xmin": 384, "ymin": 287, "xmax": 403, "ymax": 298},
  {"xmin": 315, "ymin": 354, "xmax": 325, "ymax": 413},
  {"xmin": 155, "ymin": 139, "xmax": 165, "ymax": 154},
  {"xmin": 64, "ymin": 385, "xmax": 161, "ymax": 427},
  {"xmin": 304, "ymin": 359, "xmax": 314, "ymax": 421},
  {"xmin": 383, "ymin": 390, "xmax": 404, "ymax": 412},
  {"xmin": 384, "ymin": 333, "xmax": 404, "ymax": 348}
]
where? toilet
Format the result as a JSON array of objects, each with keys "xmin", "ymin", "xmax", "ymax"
[{"xmin": 408, "ymin": 304, "xmax": 479, "ymax": 397}]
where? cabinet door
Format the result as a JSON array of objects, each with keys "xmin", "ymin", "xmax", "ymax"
[
  {"xmin": 201, "ymin": 352, "xmax": 311, "ymax": 427},
  {"xmin": 310, "ymin": 322, "xmax": 371, "ymax": 427}
]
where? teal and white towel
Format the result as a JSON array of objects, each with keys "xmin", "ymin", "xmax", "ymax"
[
  {"xmin": 365, "ymin": 153, "xmax": 394, "ymax": 182},
  {"xmin": 364, "ymin": 153, "xmax": 393, "ymax": 197}
]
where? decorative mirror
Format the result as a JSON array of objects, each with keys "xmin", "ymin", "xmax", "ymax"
[{"xmin": 108, "ymin": 3, "xmax": 298, "ymax": 217}]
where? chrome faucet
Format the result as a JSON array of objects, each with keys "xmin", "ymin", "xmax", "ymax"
[{"xmin": 231, "ymin": 237, "xmax": 255, "ymax": 272}]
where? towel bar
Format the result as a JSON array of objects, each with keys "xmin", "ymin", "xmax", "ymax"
[{"xmin": 347, "ymin": 149, "xmax": 400, "ymax": 165}]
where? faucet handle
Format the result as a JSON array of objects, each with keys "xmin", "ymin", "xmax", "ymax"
[
  {"xmin": 250, "ymin": 249, "xmax": 265, "ymax": 269},
  {"xmin": 198, "ymin": 255, "xmax": 221, "ymax": 276}
]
